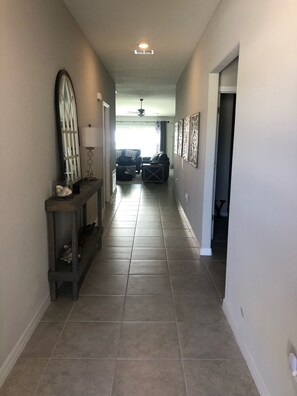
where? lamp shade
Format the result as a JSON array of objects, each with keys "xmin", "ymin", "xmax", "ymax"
[{"xmin": 80, "ymin": 126, "xmax": 102, "ymax": 148}]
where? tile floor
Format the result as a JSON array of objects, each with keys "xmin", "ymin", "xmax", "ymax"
[{"xmin": 0, "ymin": 179, "xmax": 259, "ymax": 395}]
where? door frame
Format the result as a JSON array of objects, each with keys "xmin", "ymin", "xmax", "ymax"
[
  {"xmin": 102, "ymin": 101, "xmax": 111, "ymax": 203},
  {"xmin": 200, "ymin": 46, "xmax": 239, "ymax": 256},
  {"xmin": 211, "ymin": 89, "xmax": 237, "ymax": 238}
]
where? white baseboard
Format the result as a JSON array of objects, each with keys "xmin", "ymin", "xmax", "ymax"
[
  {"xmin": 200, "ymin": 247, "xmax": 212, "ymax": 256},
  {"xmin": 175, "ymin": 200, "xmax": 200, "ymax": 249},
  {"xmin": 223, "ymin": 299, "xmax": 269, "ymax": 396},
  {"xmin": 0, "ymin": 293, "xmax": 50, "ymax": 388}
]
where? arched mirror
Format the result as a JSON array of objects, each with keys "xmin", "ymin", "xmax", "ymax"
[{"xmin": 55, "ymin": 70, "xmax": 81, "ymax": 185}]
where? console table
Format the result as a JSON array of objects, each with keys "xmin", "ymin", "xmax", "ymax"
[{"xmin": 45, "ymin": 180, "xmax": 103, "ymax": 301}]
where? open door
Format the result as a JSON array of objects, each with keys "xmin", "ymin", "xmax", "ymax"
[{"xmin": 212, "ymin": 93, "xmax": 236, "ymax": 248}]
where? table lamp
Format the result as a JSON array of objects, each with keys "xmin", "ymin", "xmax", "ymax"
[{"xmin": 80, "ymin": 124, "xmax": 102, "ymax": 180}]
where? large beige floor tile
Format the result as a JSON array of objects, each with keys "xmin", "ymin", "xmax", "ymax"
[
  {"xmin": 130, "ymin": 260, "xmax": 168, "ymax": 275},
  {"xmin": 81, "ymin": 275, "xmax": 128, "ymax": 295},
  {"xmin": 0, "ymin": 358, "xmax": 47, "ymax": 396},
  {"xmin": 118, "ymin": 323, "xmax": 180, "ymax": 358},
  {"xmin": 178, "ymin": 321, "xmax": 243, "ymax": 359},
  {"xmin": 132, "ymin": 248, "xmax": 166, "ymax": 260},
  {"xmin": 183, "ymin": 360, "xmax": 259, "ymax": 396},
  {"xmin": 20, "ymin": 323, "xmax": 64, "ymax": 358},
  {"xmin": 171, "ymin": 275, "xmax": 217, "ymax": 296},
  {"xmin": 36, "ymin": 359, "xmax": 116, "ymax": 396},
  {"xmin": 127, "ymin": 275, "xmax": 171, "ymax": 295},
  {"xmin": 90, "ymin": 259, "xmax": 130, "ymax": 275},
  {"xmin": 69, "ymin": 296, "xmax": 124, "ymax": 321},
  {"xmin": 112, "ymin": 360, "xmax": 186, "ymax": 396},
  {"xmin": 174, "ymin": 295, "xmax": 224, "ymax": 323},
  {"xmin": 53, "ymin": 322, "xmax": 121, "ymax": 358},
  {"xmin": 123, "ymin": 295, "xmax": 175, "ymax": 321}
]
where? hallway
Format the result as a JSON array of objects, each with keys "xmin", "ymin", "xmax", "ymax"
[{"xmin": 1, "ymin": 180, "xmax": 258, "ymax": 395}]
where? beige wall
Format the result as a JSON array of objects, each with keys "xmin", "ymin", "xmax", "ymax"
[
  {"xmin": 0, "ymin": 0, "xmax": 115, "ymax": 382},
  {"xmin": 175, "ymin": 0, "xmax": 297, "ymax": 394}
]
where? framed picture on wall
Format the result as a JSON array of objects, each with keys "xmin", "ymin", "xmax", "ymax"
[
  {"xmin": 174, "ymin": 121, "xmax": 178, "ymax": 154},
  {"xmin": 177, "ymin": 119, "xmax": 184, "ymax": 157},
  {"xmin": 182, "ymin": 115, "xmax": 190, "ymax": 161},
  {"xmin": 189, "ymin": 112, "xmax": 200, "ymax": 167}
]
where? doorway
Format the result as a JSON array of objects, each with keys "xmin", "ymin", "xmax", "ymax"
[{"xmin": 212, "ymin": 93, "xmax": 236, "ymax": 256}]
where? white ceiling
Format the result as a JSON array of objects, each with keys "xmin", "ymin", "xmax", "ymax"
[{"xmin": 63, "ymin": 0, "xmax": 221, "ymax": 117}]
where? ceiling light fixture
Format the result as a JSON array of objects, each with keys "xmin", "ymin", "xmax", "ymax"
[
  {"xmin": 138, "ymin": 42, "xmax": 149, "ymax": 49},
  {"xmin": 134, "ymin": 49, "xmax": 154, "ymax": 55}
]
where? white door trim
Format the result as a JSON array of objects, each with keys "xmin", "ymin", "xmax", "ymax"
[{"xmin": 102, "ymin": 101, "xmax": 111, "ymax": 203}]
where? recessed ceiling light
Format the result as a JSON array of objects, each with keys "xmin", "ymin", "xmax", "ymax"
[{"xmin": 138, "ymin": 42, "xmax": 149, "ymax": 49}]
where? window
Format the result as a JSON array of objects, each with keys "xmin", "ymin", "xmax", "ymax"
[{"xmin": 115, "ymin": 123, "xmax": 160, "ymax": 157}]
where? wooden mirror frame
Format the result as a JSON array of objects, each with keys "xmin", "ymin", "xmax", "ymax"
[{"xmin": 54, "ymin": 70, "xmax": 82, "ymax": 185}]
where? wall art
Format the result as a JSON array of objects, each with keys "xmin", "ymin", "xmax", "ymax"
[
  {"xmin": 177, "ymin": 119, "xmax": 184, "ymax": 157},
  {"xmin": 174, "ymin": 121, "xmax": 178, "ymax": 154},
  {"xmin": 182, "ymin": 115, "xmax": 190, "ymax": 161},
  {"xmin": 189, "ymin": 112, "xmax": 200, "ymax": 167}
]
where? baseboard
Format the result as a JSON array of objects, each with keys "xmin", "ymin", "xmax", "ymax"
[
  {"xmin": 200, "ymin": 247, "xmax": 212, "ymax": 256},
  {"xmin": 175, "ymin": 200, "xmax": 200, "ymax": 248},
  {"xmin": 0, "ymin": 293, "xmax": 50, "ymax": 388},
  {"xmin": 223, "ymin": 299, "xmax": 269, "ymax": 396}
]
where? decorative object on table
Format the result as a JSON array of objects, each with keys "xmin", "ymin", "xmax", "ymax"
[
  {"xmin": 174, "ymin": 122, "xmax": 178, "ymax": 154},
  {"xmin": 55, "ymin": 184, "xmax": 72, "ymax": 198},
  {"xmin": 60, "ymin": 243, "xmax": 81, "ymax": 264},
  {"xmin": 79, "ymin": 222, "xmax": 96, "ymax": 237},
  {"xmin": 182, "ymin": 115, "xmax": 190, "ymax": 161},
  {"xmin": 55, "ymin": 70, "xmax": 82, "ymax": 185},
  {"xmin": 177, "ymin": 119, "xmax": 184, "ymax": 157},
  {"xmin": 189, "ymin": 112, "xmax": 200, "ymax": 168},
  {"xmin": 80, "ymin": 124, "xmax": 102, "ymax": 180}
]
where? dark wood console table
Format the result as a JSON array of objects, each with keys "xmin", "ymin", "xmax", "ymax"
[{"xmin": 45, "ymin": 180, "xmax": 103, "ymax": 301}]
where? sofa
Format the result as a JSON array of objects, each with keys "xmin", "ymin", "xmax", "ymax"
[
  {"xmin": 142, "ymin": 152, "xmax": 170, "ymax": 182},
  {"xmin": 116, "ymin": 149, "xmax": 142, "ymax": 173}
]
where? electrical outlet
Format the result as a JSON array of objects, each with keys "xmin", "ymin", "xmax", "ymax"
[{"xmin": 185, "ymin": 193, "xmax": 189, "ymax": 202}]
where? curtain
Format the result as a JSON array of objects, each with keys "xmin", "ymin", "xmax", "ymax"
[{"xmin": 159, "ymin": 121, "xmax": 167, "ymax": 152}]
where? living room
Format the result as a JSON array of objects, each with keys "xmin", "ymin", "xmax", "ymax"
[{"xmin": 115, "ymin": 116, "xmax": 174, "ymax": 182}]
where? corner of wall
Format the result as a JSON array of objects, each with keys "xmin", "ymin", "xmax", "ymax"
[{"xmin": 223, "ymin": 298, "xmax": 270, "ymax": 396}]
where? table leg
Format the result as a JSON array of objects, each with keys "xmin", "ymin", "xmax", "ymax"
[{"xmin": 50, "ymin": 281, "xmax": 57, "ymax": 301}]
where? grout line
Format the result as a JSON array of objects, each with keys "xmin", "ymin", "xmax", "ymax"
[
  {"xmin": 110, "ymin": 186, "xmax": 141, "ymax": 395},
  {"xmin": 160, "ymin": 193, "xmax": 190, "ymax": 396},
  {"xmin": 200, "ymin": 257, "xmax": 225, "ymax": 303},
  {"xmin": 33, "ymin": 301, "xmax": 76, "ymax": 395}
]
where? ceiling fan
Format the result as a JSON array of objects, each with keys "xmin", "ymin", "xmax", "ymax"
[
  {"xmin": 127, "ymin": 98, "xmax": 145, "ymax": 117},
  {"xmin": 127, "ymin": 98, "xmax": 159, "ymax": 117},
  {"xmin": 138, "ymin": 98, "xmax": 145, "ymax": 117}
]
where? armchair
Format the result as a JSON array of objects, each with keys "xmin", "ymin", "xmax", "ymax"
[{"xmin": 142, "ymin": 152, "xmax": 170, "ymax": 182}]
